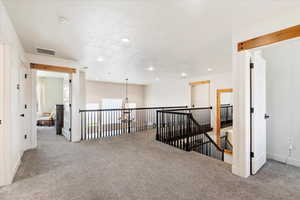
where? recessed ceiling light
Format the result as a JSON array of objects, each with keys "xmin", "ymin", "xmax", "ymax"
[
  {"xmin": 121, "ymin": 38, "xmax": 130, "ymax": 43},
  {"xmin": 97, "ymin": 57, "xmax": 104, "ymax": 62},
  {"xmin": 207, "ymin": 68, "xmax": 213, "ymax": 72},
  {"xmin": 181, "ymin": 72, "xmax": 187, "ymax": 77},
  {"xmin": 58, "ymin": 16, "xmax": 69, "ymax": 24},
  {"xmin": 146, "ymin": 66, "xmax": 155, "ymax": 71}
]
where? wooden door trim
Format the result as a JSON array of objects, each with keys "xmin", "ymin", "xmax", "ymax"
[
  {"xmin": 30, "ymin": 63, "xmax": 76, "ymax": 73},
  {"xmin": 238, "ymin": 24, "xmax": 300, "ymax": 52},
  {"xmin": 216, "ymin": 88, "xmax": 233, "ymax": 147},
  {"xmin": 189, "ymin": 80, "xmax": 210, "ymax": 86}
]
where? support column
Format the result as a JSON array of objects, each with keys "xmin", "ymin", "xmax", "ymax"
[{"xmin": 232, "ymin": 51, "xmax": 251, "ymax": 178}]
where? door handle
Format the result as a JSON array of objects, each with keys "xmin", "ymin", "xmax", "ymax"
[
  {"xmin": 20, "ymin": 114, "xmax": 25, "ymax": 117},
  {"xmin": 264, "ymin": 114, "xmax": 270, "ymax": 119}
]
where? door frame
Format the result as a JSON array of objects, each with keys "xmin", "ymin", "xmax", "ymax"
[
  {"xmin": 0, "ymin": 42, "xmax": 5, "ymax": 186},
  {"xmin": 234, "ymin": 24, "xmax": 300, "ymax": 177},
  {"xmin": 215, "ymin": 88, "xmax": 233, "ymax": 147},
  {"xmin": 33, "ymin": 68, "xmax": 73, "ymax": 142},
  {"xmin": 0, "ymin": 42, "xmax": 13, "ymax": 186}
]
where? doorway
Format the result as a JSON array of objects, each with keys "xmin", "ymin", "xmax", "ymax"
[
  {"xmin": 250, "ymin": 39, "xmax": 300, "ymax": 174},
  {"xmin": 35, "ymin": 70, "xmax": 72, "ymax": 141}
]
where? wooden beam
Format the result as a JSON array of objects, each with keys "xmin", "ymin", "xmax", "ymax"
[
  {"xmin": 238, "ymin": 24, "xmax": 300, "ymax": 51},
  {"xmin": 189, "ymin": 80, "xmax": 210, "ymax": 86},
  {"xmin": 217, "ymin": 88, "xmax": 233, "ymax": 93},
  {"xmin": 30, "ymin": 63, "xmax": 76, "ymax": 73}
]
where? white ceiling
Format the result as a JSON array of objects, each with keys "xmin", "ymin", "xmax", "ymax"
[{"xmin": 3, "ymin": 0, "xmax": 300, "ymax": 84}]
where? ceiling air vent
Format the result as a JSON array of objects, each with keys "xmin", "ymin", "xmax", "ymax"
[{"xmin": 36, "ymin": 48, "xmax": 56, "ymax": 56}]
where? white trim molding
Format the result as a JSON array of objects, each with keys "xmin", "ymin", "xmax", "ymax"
[
  {"xmin": 0, "ymin": 43, "xmax": 13, "ymax": 186},
  {"xmin": 232, "ymin": 51, "xmax": 251, "ymax": 178},
  {"xmin": 0, "ymin": 41, "xmax": 6, "ymax": 186}
]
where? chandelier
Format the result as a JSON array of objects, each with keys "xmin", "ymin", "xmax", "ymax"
[{"xmin": 119, "ymin": 78, "xmax": 134, "ymax": 123}]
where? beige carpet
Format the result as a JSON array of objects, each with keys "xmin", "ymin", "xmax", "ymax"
[{"xmin": 0, "ymin": 127, "xmax": 300, "ymax": 200}]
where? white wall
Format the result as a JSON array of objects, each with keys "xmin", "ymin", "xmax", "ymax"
[
  {"xmin": 145, "ymin": 79, "xmax": 189, "ymax": 107},
  {"xmin": 86, "ymin": 81, "xmax": 145, "ymax": 107},
  {"xmin": 0, "ymin": 0, "xmax": 29, "ymax": 186},
  {"xmin": 221, "ymin": 93, "xmax": 233, "ymax": 105},
  {"xmin": 263, "ymin": 42, "xmax": 300, "ymax": 167},
  {"xmin": 145, "ymin": 72, "xmax": 233, "ymax": 130},
  {"xmin": 232, "ymin": 6, "xmax": 300, "ymax": 177},
  {"xmin": 79, "ymin": 71, "xmax": 86, "ymax": 110},
  {"xmin": 145, "ymin": 72, "xmax": 233, "ymax": 107},
  {"xmin": 37, "ymin": 77, "xmax": 64, "ymax": 113}
]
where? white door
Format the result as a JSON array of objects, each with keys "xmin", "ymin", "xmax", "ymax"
[
  {"xmin": 191, "ymin": 83, "xmax": 210, "ymax": 107},
  {"xmin": 22, "ymin": 67, "xmax": 32, "ymax": 149},
  {"xmin": 63, "ymin": 74, "xmax": 72, "ymax": 141},
  {"xmin": 251, "ymin": 52, "xmax": 267, "ymax": 174},
  {"xmin": 18, "ymin": 65, "xmax": 32, "ymax": 150},
  {"xmin": 18, "ymin": 65, "xmax": 27, "ymax": 151}
]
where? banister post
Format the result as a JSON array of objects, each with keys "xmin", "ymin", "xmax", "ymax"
[
  {"xmin": 128, "ymin": 110, "xmax": 131, "ymax": 133},
  {"xmin": 186, "ymin": 114, "xmax": 191, "ymax": 151},
  {"xmin": 156, "ymin": 111, "xmax": 159, "ymax": 140}
]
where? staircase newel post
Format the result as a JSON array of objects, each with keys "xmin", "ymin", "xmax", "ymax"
[
  {"xmin": 186, "ymin": 114, "xmax": 191, "ymax": 151},
  {"xmin": 128, "ymin": 109, "xmax": 131, "ymax": 133},
  {"xmin": 156, "ymin": 110, "xmax": 159, "ymax": 140}
]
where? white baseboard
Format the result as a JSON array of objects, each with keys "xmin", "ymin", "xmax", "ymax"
[
  {"xmin": 267, "ymin": 153, "xmax": 300, "ymax": 168},
  {"xmin": 232, "ymin": 164, "xmax": 250, "ymax": 178}
]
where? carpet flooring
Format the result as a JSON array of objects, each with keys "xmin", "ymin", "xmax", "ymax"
[{"xmin": 0, "ymin": 127, "xmax": 300, "ymax": 200}]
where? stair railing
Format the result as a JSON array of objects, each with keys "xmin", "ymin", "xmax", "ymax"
[{"xmin": 156, "ymin": 107, "xmax": 224, "ymax": 161}]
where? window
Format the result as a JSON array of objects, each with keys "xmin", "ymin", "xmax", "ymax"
[
  {"xmin": 101, "ymin": 99, "xmax": 123, "ymax": 109},
  {"xmin": 86, "ymin": 103, "xmax": 100, "ymax": 110}
]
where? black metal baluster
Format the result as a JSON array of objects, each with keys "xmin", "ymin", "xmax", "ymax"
[
  {"xmin": 80, "ymin": 112, "xmax": 83, "ymax": 140},
  {"xmin": 105, "ymin": 111, "xmax": 107, "ymax": 137},
  {"xmin": 110, "ymin": 110, "xmax": 112, "ymax": 136},
  {"xmin": 113, "ymin": 110, "xmax": 115, "ymax": 136},
  {"xmin": 89, "ymin": 112, "xmax": 92, "ymax": 140},
  {"xmin": 85, "ymin": 112, "xmax": 87, "ymax": 140}
]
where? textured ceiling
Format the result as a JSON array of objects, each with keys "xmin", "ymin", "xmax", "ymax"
[{"xmin": 3, "ymin": 0, "xmax": 300, "ymax": 84}]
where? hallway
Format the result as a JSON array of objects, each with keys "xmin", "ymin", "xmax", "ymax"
[{"xmin": 0, "ymin": 128, "xmax": 300, "ymax": 200}]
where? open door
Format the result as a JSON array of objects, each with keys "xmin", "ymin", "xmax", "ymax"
[
  {"xmin": 18, "ymin": 65, "xmax": 29, "ymax": 151},
  {"xmin": 250, "ymin": 52, "xmax": 267, "ymax": 174},
  {"xmin": 62, "ymin": 74, "xmax": 72, "ymax": 141}
]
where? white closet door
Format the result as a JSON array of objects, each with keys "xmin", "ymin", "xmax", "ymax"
[
  {"xmin": 191, "ymin": 83, "xmax": 210, "ymax": 107},
  {"xmin": 251, "ymin": 52, "xmax": 267, "ymax": 174}
]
